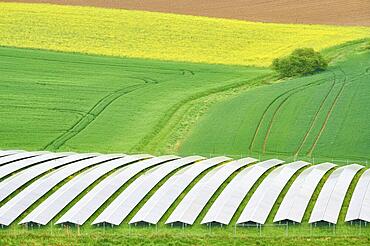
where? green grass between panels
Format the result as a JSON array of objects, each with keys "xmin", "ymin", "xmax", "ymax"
[
  {"xmin": 10, "ymin": 160, "xmax": 111, "ymax": 226},
  {"xmin": 49, "ymin": 157, "xmax": 153, "ymax": 226},
  {"xmin": 193, "ymin": 160, "xmax": 258, "ymax": 225},
  {"xmin": 157, "ymin": 161, "xmax": 229, "ymax": 226},
  {"xmin": 84, "ymin": 160, "xmax": 169, "ymax": 226},
  {"xmin": 265, "ymin": 164, "xmax": 310, "ymax": 224}
]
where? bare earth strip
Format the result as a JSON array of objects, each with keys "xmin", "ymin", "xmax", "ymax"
[{"xmin": 2, "ymin": 0, "xmax": 370, "ymax": 26}]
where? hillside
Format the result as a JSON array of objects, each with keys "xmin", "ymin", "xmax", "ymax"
[
  {"xmin": 1, "ymin": 41, "xmax": 369, "ymax": 163},
  {"xmin": 3, "ymin": 0, "xmax": 370, "ymax": 26},
  {"xmin": 0, "ymin": 3, "xmax": 369, "ymax": 66},
  {"xmin": 0, "ymin": 46, "xmax": 270, "ymax": 152},
  {"xmin": 179, "ymin": 41, "xmax": 370, "ymax": 163},
  {"xmin": 0, "ymin": 2, "xmax": 370, "ymax": 245}
]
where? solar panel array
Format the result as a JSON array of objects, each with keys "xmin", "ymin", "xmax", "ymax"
[
  {"xmin": 309, "ymin": 164, "xmax": 364, "ymax": 224},
  {"xmin": 0, "ymin": 150, "xmax": 368, "ymax": 227}
]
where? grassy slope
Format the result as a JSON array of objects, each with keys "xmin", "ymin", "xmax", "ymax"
[
  {"xmin": 0, "ymin": 3, "xmax": 369, "ymax": 66},
  {"xmin": 179, "ymin": 40, "xmax": 370, "ymax": 163},
  {"xmin": 0, "ymin": 46, "xmax": 269, "ymax": 153}
]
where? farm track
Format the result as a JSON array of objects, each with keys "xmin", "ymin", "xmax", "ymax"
[
  {"xmin": 261, "ymin": 78, "xmax": 331, "ymax": 153},
  {"xmin": 294, "ymin": 72, "xmax": 337, "ymax": 157},
  {"xmin": 43, "ymin": 82, "xmax": 151, "ymax": 151},
  {"xmin": 306, "ymin": 68, "xmax": 348, "ymax": 156},
  {"xmin": 131, "ymin": 75, "xmax": 271, "ymax": 153},
  {"xmin": 295, "ymin": 68, "xmax": 370, "ymax": 158},
  {"xmin": 303, "ymin": 67, "xmax": 370, "ymax": 158},
  {"xmin": 248, "ymin": 78, "xmax": 328, "ymax": 154},
  {"xmin": 0, "ymin": 105, "xmax": 86, "ymax": 119},
  {"xmin": 0, "ymin": 53, "xmax": 197, "ymax": 76}
]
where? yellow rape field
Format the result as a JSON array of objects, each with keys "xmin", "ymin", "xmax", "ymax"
[{"xmin": 0, "ymin": 3, "xmax": 369, "ymax": 66}]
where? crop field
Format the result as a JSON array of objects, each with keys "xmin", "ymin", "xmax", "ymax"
[
  {"xmin": 4, "ymin": 0, "xmax": 370, "ymax": 26},
  {"xmin": 0, "ymin": 46, "xmax": 270, "ymax": 153},
  {"xmin": 180, "ymin": 40, "xmax": 370, "ymax": 163},
  {"xmin": 0, "ymin": 36, "xmax": 369, "ymax": 162},
  {"xmin": 0, "ymin": 3, "xmax": 370, "ymax": 66},
  {"xmin": 0, "ymin": 1, "xmax": 370, "ymax": 245}
]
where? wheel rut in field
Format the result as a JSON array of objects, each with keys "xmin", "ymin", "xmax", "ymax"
[
  {"xmin": 131, "ymin": 75, "xmax": 271, "ymax": 153},
  {"xmin": 306, "ymin": 67, "xmax": 348, "ymax": 156},
  {"xmin": 294, "ymin": 71, "xmax": 337, "ymax": 157},
  {"xmin": 248, "ymin": 78, "xmax": 328, "ymax": 154},
  {"xmin": 43, "ymin": 80, "xmax": 153, "ymax": 151},
  {"xmin": 261, "ymin": 79, "xmax": 329, "ymax": 153},
  {"xmin": 0, "ymin": 53, "xmax": 195, "ymax": 76}
]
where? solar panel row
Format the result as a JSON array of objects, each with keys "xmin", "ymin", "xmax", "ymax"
[{"xmin": 0, "ymin": 150, "xmax": 367, "ymax": 227}]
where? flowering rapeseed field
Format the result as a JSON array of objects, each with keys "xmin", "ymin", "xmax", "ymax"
[{"xmin": 0, "ymin": 3, "xmax": 369, "ymax": 66}]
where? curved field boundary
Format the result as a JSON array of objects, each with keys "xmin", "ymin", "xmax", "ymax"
[
  {"xmin": 0, "ymin": 52, "xmax": 194, "ymax": 76},
  {"xmin": 44, "ymin": 82, "xmax": 150, "ymax": 151},
  {"xmin": 130, "ymin": 74, "xmax": 272, "ymax": 153},
  {"xmin": 4, "ymin": 0, "xmax": 370, "ymax": 26},
  {"xmin": 306, "ymin": 68, "xmax": 348, "ymax": 156},
  {"xmin": 248, "ymin": 78, "xmax": 328, "ymax": 154}
]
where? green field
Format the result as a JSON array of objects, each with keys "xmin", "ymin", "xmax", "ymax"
[
  {"xmin": 1, "ymin": 2, "xmax": 370, "ymax": 245},
  {"xmin": 180, "ymin": 40, "xmax": 370, "ymax": 163},
  {"xmin": 1, "ymin": 225, "xmax": 370, "ymax": 245},
  {"xmin": 0, "ymin": 47, "xmax": 270, "ymax": 153},
  {"xmin": 1, "ymin": 40, "xmax": 370, "ymax": 164}
]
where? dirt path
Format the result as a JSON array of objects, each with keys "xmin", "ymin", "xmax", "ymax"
[{"xmin": 3, "ymin": 0, "xmax": 370, "ymax": 26}]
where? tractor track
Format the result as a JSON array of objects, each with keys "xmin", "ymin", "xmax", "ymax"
[
  {"xmin": 131, "ymin": 74, "xmax": 271, "ymax": 153},
  {"xmin": 248, "ymin": 78, "xmax": 328, "ymax": 153},
  {"xmin": 43, "ymin": 78, "xmax": 155, "ymax": 151},
  {"xmin": 0, "ymin": 53, "xmax": 196, "ymax": 76},
  {"xmin": 293, "ymin": 71, "xmax": 337, "ymax": 157},
  {"xmin": 295, "ymin": 67, "xmax": 370, "ymax": 157},
  {"xmin": 306, "ymin": 67, "xmax": 348, "ymax": 157},
  {"xmin": 261, "ymin": 78, "xmax": 329, "ymax": 153}
]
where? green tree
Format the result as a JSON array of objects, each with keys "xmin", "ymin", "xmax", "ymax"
[{"xmin": 272, "ymin": 48, "xmax": 328, "ymax": 78}]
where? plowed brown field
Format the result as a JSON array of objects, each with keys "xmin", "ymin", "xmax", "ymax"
[{"xmin": 3, "ymin": 0, "xmax": 370, "ymax": 26}]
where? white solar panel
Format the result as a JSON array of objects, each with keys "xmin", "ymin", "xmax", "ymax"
[
  {"xmin": 237, "ymin": 161, "xmax": 310, "ymax": 225},
  {"xmin": 56, "ymin": 155, "xmax": 179, "ymax": 226},
  {"xmin": 345, "ymin": 169, "xmax": 370, "ymax": 222},
  {"xmin": 0, "ymin": 150, "xmax": 24, "ymax": 158},
  {"xmin": 163, "ymin": 158, "xmax": 255, "ymax": 225},
  {"xmin": 19, "ymin": 154, "xmax": 151, "ymax": 225},
  {"xmin": 131, "ymin": 156, "xmax": 243, "ymax": 225},
  {"xmin": 0, "ymin": 154, "xmax": 124, "ymax": 226},
  {"xmin": 273, "ymin": 163, "xmax": 336, "ymax": 223},
  {"xmin": 201, "ymin": 159, "xmax": 284, "ymax": 225},
  {"xmin": 309, "ymin": 164, "xmax": 364, "ymax": 224},
  {"xmin": 92, "ymin": 156, "xmax": 211, "ymax": 226},
  {"xmin": 0, "ymin": 153, "xmax": 70, "ymax": 180},
  {"xmin": 0, "ymin": 151, "xmax": 46, "ymax": 166},
  {"xmin": 0, "ymin": 153, "xmax": 96, "ymax": 202}
]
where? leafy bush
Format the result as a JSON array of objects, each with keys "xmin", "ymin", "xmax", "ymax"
[{"xmin": 272, "ymin": 48, "xmax": 328, "ymax": 78}]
